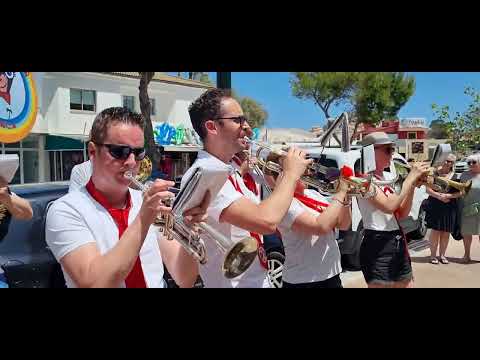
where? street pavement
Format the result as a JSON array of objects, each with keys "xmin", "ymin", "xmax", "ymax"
[{"xmin": 341, "ymin": 230, "xmax": 480, "ymax": 288}]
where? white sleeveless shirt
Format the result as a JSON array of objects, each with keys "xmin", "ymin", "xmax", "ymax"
[{"xmin": 356, "ymin": 171, "xmax": 400, "ymax": 231}]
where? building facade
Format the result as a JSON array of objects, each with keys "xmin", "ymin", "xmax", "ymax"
[
  {"xmin": 0, "ymin": 72, "xmax": 212, "ymax": 184},
  {"xmin": 354, "ymin": 118, "xmax": 447, "ymax": 161}
]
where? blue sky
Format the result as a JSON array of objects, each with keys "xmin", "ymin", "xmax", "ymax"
[{"xmin": 176, "ymin": 72, "xmax": 480, "ymax": 130}]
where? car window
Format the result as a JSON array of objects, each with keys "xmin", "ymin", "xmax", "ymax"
[
  {"xmin": 317, "ymin": 157, "xmax": 338, "ymax": 169},
  {"xmin": 354, "ymin": 159, "xmax": 361, "ymax": 174},
  {"xmin": 314, "ymin": 156, "xmax": 339, "ymax": 182}
]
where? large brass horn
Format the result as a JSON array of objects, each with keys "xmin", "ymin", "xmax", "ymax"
[
  {"xmin": 245, "ymin": 137, "xmax": 374, "ymax": 198},
  {"xmin": 381, "ymin": 160, "xmax": 472, "ymax": 196},
  {"xmin": 125, "ymin": 158, "xmax": 259, "ymax": 279}
]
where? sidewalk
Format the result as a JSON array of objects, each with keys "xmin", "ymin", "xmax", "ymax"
[{"xmin": 341, "ymin": 232, "xmax": 480, "ymax": 288}]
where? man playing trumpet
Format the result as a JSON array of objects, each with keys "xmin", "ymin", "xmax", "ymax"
[
  {"xmin": 46, "ymin": 107, "xmax": 209, "ymax": 288},
  {"xmin": 182, "ymin": 89, "xmax": 311, "ymax": 288}
]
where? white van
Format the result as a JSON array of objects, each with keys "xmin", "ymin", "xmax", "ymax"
[{"xmin": 288, "ymin": 144, "xmax": 429, "ymax": 270}]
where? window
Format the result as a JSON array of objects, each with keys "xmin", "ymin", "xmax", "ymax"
[
  {"xmin": 408, "ymin": 132, "xmax": 417, "ymax": 139},
  {"xmin": 314, "ymin": 156, "xmax": 339, "ymax": 192},
  {"xmin": 123, "ymin": 96, "xmax": 135, "ymax": 111},
  {"xmin": 150, "ymin": 98, "xmax": 156, "ymax": 116},
  {"xmin": 411, "ymin": 142, "xmax": 424, "ymax": 154},
  {"xmin": 70, "ymin": 89, "xmax": 96, "ymax": 112},
  {"xmin": 1, "ymin": 135, "xmax": 40, "ymax": 184}
]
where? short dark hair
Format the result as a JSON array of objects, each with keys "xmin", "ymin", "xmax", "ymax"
[
  {"xmin": 89, "ymin": 107, "xmax": 145, "ymax": 144},
  {"xmin": 188, "ymin": 88, "xmax": 230, "ymax": 140}
]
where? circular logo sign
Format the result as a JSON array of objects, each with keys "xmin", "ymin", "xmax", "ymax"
[{"xmin": 0, "ymin": 72, "xmax": 38, "ymax": 143}]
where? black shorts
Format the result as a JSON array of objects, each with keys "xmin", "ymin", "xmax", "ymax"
[
  {"xmin": 282, "ymin": 274, "xmax": 343, "ymax": 288},
  {"xmin": 360, "ymin": 229, "xmax": 412, "ymax": 285}
]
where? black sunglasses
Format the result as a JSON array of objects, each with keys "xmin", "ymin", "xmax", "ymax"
[
  {"xmin": 445, "ymin": 160, "xmax": 454, "ymax": 164},
  {"xmin": 95, "ymin": 143, "xmax": 146, "ymax": 161},
  {"xmin": 376, "ymin": 145, "xmax": 395, "ymax": 154},
  {"xmin": 467, "ymin": 161, "xmax": 477, "ymax": 166},
  {"xmin": 215, "ymin": 115, "xmax": 248, "ymax": 125}
]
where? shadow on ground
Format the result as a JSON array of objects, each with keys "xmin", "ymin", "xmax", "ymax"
[{"xmin": 410, "ymin": 256, "xmax": 480, "ymax": 265}]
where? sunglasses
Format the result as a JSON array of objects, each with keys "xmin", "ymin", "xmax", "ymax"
[
  {"xmin": 445, "ymin": 160, "xmax": 454, "ymax": 164},
  {"xmin": 95, "ymin": 143, "xmax": 146, "ymax": 161},
  {"xmin": 467, "ymin": 161, "xmax": 477, "ymax": 166},
  {"xmin": 377, "ymin": 146, "xmax": 395, "ymax": 154},
  {"xmin": 215, "ymin": 115, "xmax": 248, "ymax": 125}
]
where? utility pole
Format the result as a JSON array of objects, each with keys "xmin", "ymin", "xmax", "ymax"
[{"xmin": 216, "ymin": 72, "xmax": 231, "ymax": 96}]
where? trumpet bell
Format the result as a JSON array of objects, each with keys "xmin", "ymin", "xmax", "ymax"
[
  {"xmin": 136, "ymin": 156, "xmax": 153, "ymax": 183},
  {"xmin": 436, "ymin": 178, "xmax": 472, "ymax": 195},
  {"xmin": 222, "ymin": 237, "xmax": 259, "ymax": 279}
]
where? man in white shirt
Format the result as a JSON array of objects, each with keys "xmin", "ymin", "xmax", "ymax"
[
  {"xmin": 179, "ymin": 89, "xmax": 311, "ymax": 288},
  {"xmin": 45, "ymin": 107, "xmax": 208, "ymax": 288}
]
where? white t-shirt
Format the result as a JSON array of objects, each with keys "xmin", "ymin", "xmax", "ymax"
[
  {"xmin": 181, "ymin": 150, "xmax": 270, "ymax": 288},
  {"xmin": 45, "ymin": 187, "xmax": 166, "ymax": 288},
  {"xmin": 357, "ymin": 171, "xmax": 399, "ymax": 231},
  {"xmin": 277, "ymin": 189, "xmax": 342, "ymax": 284},
  {"xmin": 69, "ymin": 160, "xmax": 92, "ymax": 192}
]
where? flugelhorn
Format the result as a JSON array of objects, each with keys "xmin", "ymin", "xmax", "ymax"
[
  {"xmin": 376, "ymin": 160, "xmax": 472, "ymax": 196},
  {"xmin": 124, "ymin": 158, "xmax": 259, "ymax": 279},
  {"xmin": 244, "ymin": 137, "xmax": 374, "ymax": 198}
]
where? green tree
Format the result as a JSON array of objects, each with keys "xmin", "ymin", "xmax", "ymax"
[
  {"xmin": 432, "ymin": 86, "xmax": 480, "ymax": 155},
  {"xmin": 138, "ymin": 72, "xmax": 159, "ymax": 164},
  {"xmin": 199, "ymin": 73, "xmax": 213, "ymax": 85},
  {"xmin": 428, "ymin": 119, "xmax": 450, "ymax": 139},
  {"xmin": 353, "ymin": 72, "xmax": 415, "ymax": 130},
  {"xmin": 231, "ymin": 90, "xmax": 268, "ymax": 129},
  {"xmin": 290, "ymin": 72, "xmax": 358, "ymax": 143},
  {"xmin": 290, "ymin": 72, "xmax": 358, "ymax": 118},
  {"xmin": 290, "ymin": 72, "xmax": 415, "ymax": 144}
]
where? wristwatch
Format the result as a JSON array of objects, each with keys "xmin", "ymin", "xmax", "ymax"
[{"xmin": 6, "ymin": 186, "xmax": 11, "ymax": 195}]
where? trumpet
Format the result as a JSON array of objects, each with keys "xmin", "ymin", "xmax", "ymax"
[
  {"xmin": 376, "ymin": 160, "xmax": 472, "ymax": 196},
  {"xmin": 124, "ymin": 158, "xmax": 259, "ymax": 279},
  {"xmin": 244, "ymin": 137, "xmax": 374, "ymax": 198}
]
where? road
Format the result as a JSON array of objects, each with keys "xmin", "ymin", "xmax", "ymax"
[{"xmin": 340, "ymin": 230, "xmax": 480, "ymax": 288}]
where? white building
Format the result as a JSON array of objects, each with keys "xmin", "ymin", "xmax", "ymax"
[{"xmin": 1, "ymin": 72, "xmax": 212, "ymax": 184}]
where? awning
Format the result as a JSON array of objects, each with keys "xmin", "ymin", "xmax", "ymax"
[{"xmin": 45, "ymin": 135, "xmax": 87, "ymax": 151}]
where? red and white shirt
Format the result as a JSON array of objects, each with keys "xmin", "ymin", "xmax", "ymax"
[
  {"xmin": 277, "ymin": 189, "xmax": 342, "ymax": 284},
  {"xmin": 181, "ymin": 150, "xmax": 270, "ymax": 288},
  {"xmin": 357, "ymin": 171, "xmax": 399, "ymax": 231},
  {"xmin": 45, "ymin": 181, "xmax": 166, "ymax": 288}
]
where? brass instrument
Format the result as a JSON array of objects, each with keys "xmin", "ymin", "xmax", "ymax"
[
  {"xmin": 125, "ymin": 158, "xmax": 259, "ymax": 279},
  {"xmin": 244, "ymin": 137, "xmax": 374, "ymax": 198},
  {"xmin": 376, "ymin": 160, "xmax": 472, "ymax": 196}
]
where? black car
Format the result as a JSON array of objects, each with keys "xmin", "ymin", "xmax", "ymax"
[
  {"xmin": 0, "ymin": 182, "xmax": 70, "ymax": 288},
  {"xmin": 0, "ymin": 182, "xmax": 199, "ymax": 288}
]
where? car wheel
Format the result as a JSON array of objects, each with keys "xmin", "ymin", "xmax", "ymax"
[
  {"xmin": 267, "ymin": 251, "xmax": 284, "ymax": 288},
  {"xmin": 409, "ymin": 207, "xmax": 427, "ymax": 240}
]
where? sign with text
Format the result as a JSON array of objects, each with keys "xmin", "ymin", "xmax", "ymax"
[{"xmin": 400, "ymin": 118, "xmax": 427, "ymax": 128}]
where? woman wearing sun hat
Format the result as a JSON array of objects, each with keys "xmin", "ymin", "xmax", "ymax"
[{"xmin": 356, "ymin": 132, "xmax": 430, "ymax": 288}]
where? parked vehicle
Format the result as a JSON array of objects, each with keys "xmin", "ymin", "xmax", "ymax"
[
  {"xmin": 0, "ymin": 181, "xmax": 192, "ymax": 288},
  {"xmin": 455, "ymin": 160, "xmax": 469, "ymax": 174},
  {"xmin": 0, "ymin": 182, "xmax": 69, "ymax": 288}
]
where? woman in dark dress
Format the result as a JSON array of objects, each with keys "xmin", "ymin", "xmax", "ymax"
[{"xmin": 425, "ymin": 154, "xmax": 462, "ymax": 264}]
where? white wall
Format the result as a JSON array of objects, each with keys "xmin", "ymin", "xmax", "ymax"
[{"xmin": 31, "ymin": 72, "xmax": 209, "ymax": 137}]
